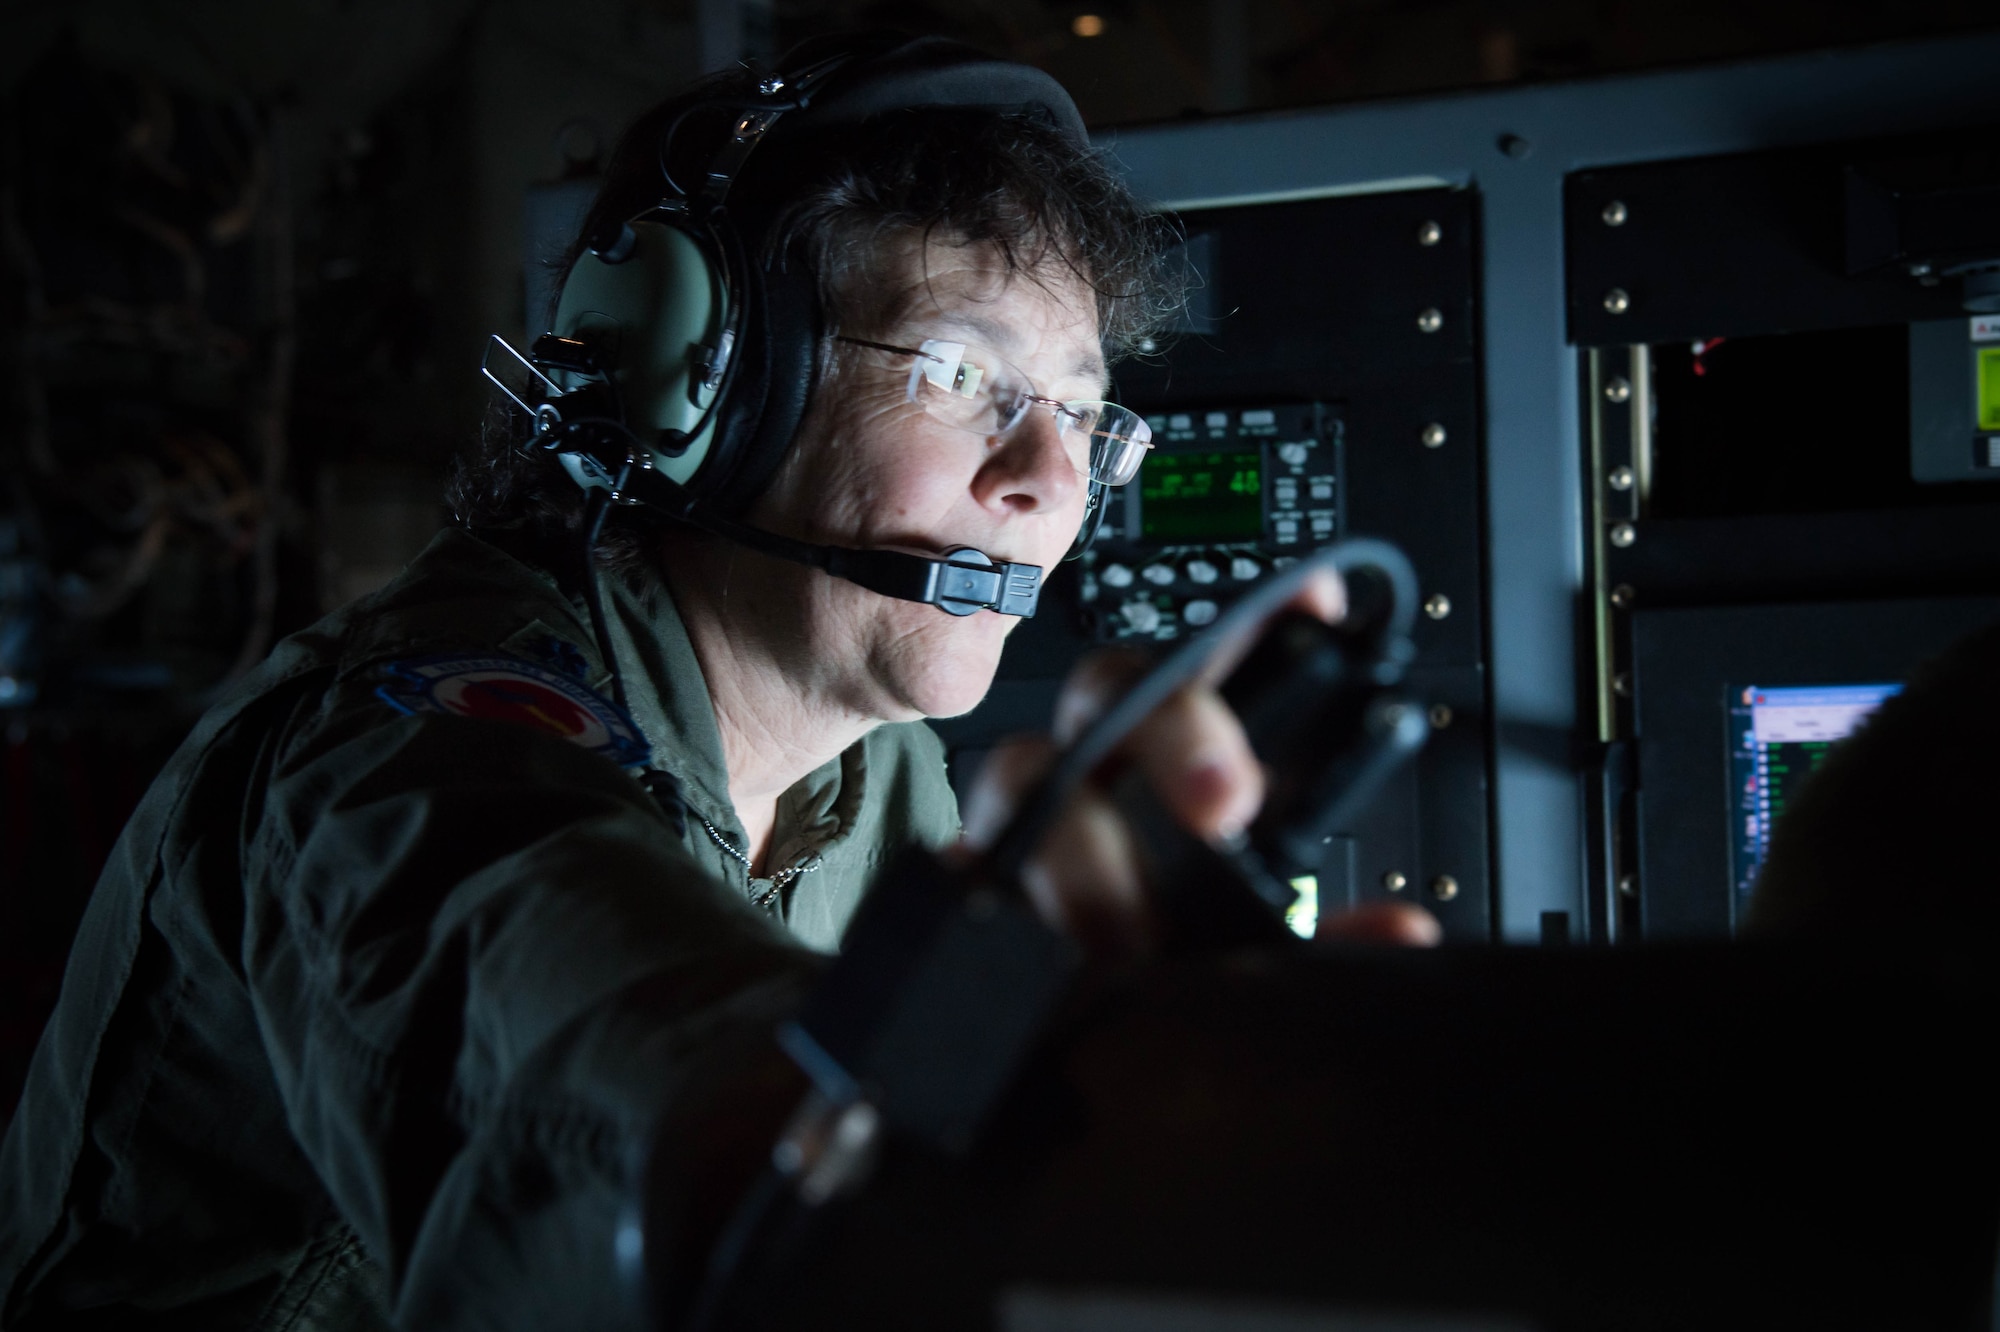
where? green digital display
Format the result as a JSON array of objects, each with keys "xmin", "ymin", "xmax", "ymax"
[
  {"xmin": 1980, "ymin": 347, "xmax": 2000, "ymax": 432},
  {"xmin": 1139, "ymin": 449, "xmax": 1263, "ymax": 541}
]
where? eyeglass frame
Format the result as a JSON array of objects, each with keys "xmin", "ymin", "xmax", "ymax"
[{"xmin": 832, "ymin": 335, "xmax": 1153, "ymax": 488}]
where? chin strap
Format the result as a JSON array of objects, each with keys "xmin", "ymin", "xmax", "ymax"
[{"xmin": 1066, "ymin": 483, "xmax": 1107, "ymax": 561}]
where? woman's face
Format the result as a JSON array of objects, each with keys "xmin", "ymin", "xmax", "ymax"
[{"xmin": 745, "ymin": 239, "xmax": 1106, "ymax": 723}]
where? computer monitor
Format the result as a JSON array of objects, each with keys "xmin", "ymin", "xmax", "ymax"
[
  {"xmin": 1629, "ymin": 596, "xmax": 2000, "ymax": 937},
  {"xmin": 1726, "ymin": 683, "xmax": 1901, "ymax": 912}
]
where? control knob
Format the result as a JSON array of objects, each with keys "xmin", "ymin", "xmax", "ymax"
[
  {"xmin": 1185, "ymin": 559, "xmax": 1219, "ymax": 585},
  {"xmin": 1229, "ymin": 555, "xmax": 1262, "ymax": 582},
  {"xmin": 1101, "ymin": 563, "xmax": 1134, "ymax": 588},
  {"xmin": 1119, "ymin": 599, "xmax": 1163, "ymax": 635}
]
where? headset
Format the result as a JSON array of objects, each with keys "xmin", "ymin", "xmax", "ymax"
[{"xmin": 482, "ymin": 34, "xmax": 1113, "ymax": 658}]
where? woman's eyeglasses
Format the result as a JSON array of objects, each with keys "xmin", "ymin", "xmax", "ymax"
[{"xmin": 837, "ymin": 336, "xmax": 1153, "ymax": 487}]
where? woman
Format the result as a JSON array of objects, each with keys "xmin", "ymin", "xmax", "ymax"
[{"xmin": 0, "ymin": 38, "xmax": 1425, "ymax": 1331}]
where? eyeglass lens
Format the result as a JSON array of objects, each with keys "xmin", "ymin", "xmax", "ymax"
[{"xmin": 905, "ymin": 340, "xmax": 1153, "ymax": 487}]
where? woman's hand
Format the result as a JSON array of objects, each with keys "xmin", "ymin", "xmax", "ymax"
[{"xmin": 957, "ymin": 568, "xmax": 1440, "ymax": 957}]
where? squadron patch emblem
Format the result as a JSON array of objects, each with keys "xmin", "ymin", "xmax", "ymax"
[{"xmin": 376, "ymin": 654, "xmax": 649, "ymax": 767}]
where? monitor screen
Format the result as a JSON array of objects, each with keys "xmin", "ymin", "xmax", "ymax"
[
  {"xmin": 1979, "ymin": 345, "xmax": 2000, "ymax": 432},
  {"xmin": 1138, "ymin": 449, "xmax": 1263, "ymax": 541},
  {"xmin": 1728, "ymin": 683, "xmax": 1902, "ymax": 911}
]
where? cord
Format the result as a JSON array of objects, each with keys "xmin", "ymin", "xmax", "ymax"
[
  {"xmin": 983, "ymin": 538, "xmax": 1419, "ymax": 882},
  {"xmin": 578, "ymin": 488, "xmax": 629, "ymax": 712},
  {"xmin": 678, "ymin": 1165, "xmax": 792, "ymax": 1332}
]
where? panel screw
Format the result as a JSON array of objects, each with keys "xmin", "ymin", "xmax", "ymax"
[
  {"xmin": 1498, "ymin": 133, "xmax": 1531, "ymax": 159},
  {"xmin": 1609, "ymin": 583, "xmax": 1636, "ymax": 608},
  {"xmin": 1617, "ymin": 873, "xmax": 1638, "ymax": 898},
  {"xmin": 1416, "ymin": 219, "xmax": 1443, "ymax": 246},
  {"xmin": 1383, "ymin": 870, "xmax": 1408, "ymax": 893},
  {"xmin": 1604, "ymin": 376, "xmax": 1632, "ymax": 403},
  {"xmin": 1609, "ymin": 522, "xmax": 1636, "ymax": 548},
  {"xmin": 1417, "ymin": 307, "xmax": 1444, "ymax": 333},
  {"xmin": 1423, "ymin": 593, "xmax": 1452, "ymax": 620},
  {"xmin": 1427, "ymin": 703, "xmax": 1454, "ymax": 729},
  {"xmin": 1603, "ymin": 288, "xmax": 1631, "ymax": 315},
  {"xmin": 1602, "ymin": 200, "xmax": 1628, "ymax": 227},
  {"xmin": 1421, "ymin": 422, "xmax": 1448, "ymax": 448},
  {"xmin": 1608, "ymin": 465, "xmax": 1634, "ymax": 491},
  {"xmin": 1431, "ymin": 874, "xmax": 1460, "ymax": 902},
  {"xmin": 1613, "ymin": 672, "xmax": 1632, "ymax": 697}
]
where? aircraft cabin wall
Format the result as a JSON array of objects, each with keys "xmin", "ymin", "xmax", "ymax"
[{"xmin": 938, "ymin": 29, "xmax": 2000, "ymax": 944}]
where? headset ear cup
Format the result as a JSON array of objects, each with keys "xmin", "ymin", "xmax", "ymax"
[
  {"xmin": 703, "ymin": 259, "xmax": 821, "ymax": 515},
  {"xmin": 552, "ymin": 219, "xmax": 727, "ymax": 485}
]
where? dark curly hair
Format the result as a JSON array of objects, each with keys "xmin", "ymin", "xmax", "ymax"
[{"xmin": 446, "ymin": 65, "xmax": 1182, "ymax": 576}]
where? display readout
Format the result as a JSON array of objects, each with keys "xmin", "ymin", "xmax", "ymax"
[
  {"xmin": 1979, "ymin": 347, "xmax": 2000, "ymax": 432},
  {"xmin": 1726, "ymin": 682, "xmax": 1900, "ymax": 917},
  {"xmin": 1138, "ymin": 449, "xmax": 1262, "ymax": 540}
]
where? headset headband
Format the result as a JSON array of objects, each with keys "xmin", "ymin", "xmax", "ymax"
[{"xmin": 755, "ymin": 35, "xmax": 1089, "ymax": 150}]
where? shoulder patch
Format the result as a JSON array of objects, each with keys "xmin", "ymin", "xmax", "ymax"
[{"xmin": 376, "ymin": 653, "xmax": 650, "ymax": 767}]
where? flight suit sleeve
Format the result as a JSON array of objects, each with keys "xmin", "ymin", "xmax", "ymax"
[{"xmin": 238, "ymin": 668, "xmax": 816, "ymax": 1330}]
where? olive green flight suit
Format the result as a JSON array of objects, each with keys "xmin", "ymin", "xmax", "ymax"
[{"xmin": 0, "ymin": 529, "xmax": 960, "ymax": 1330}]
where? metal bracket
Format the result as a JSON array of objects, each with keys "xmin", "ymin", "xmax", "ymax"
[{"xmin": 481, "ymin": 333, "xmax": 562, "ymax": 418}]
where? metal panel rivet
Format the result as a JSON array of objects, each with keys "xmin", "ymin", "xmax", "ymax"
[
  {"xmin": 1609, "ymin": 522, "xmax": 1637, "ymax": 547},
  {"xmin": 1604, "ymin": 376, "xmax": 1632, "ymax": 403},
  {"xmin": 1421, "ymin": 422, "xmax": 1447, "ymax": 448},
  {"xmin": 1602, "ymin": 200, "xmax": 1628, "ymax": 227},
  {"xmin": 1609, "ymin": 583, "xmax": 1635, "ymax": 608},
  {"xmin": 1603, "ymin": 287, "xmax": 1631, "ymax": 314},
  {"xmin": 1498, "ymin": 133, "xmax": 1531, "ymax": 159},
  {"xmin": 1613, "ymin": 672, "xmax": 1632, "ymax": 697},
  {"xmin": 1427, "ymin": 703, "xmax": 1453, "ymax": 729},
  {"xmin": 1417, "ymin": 307, "xmax": 1444, "ymax": 333},
  {"xmin": 1383, "ymin": 870, "xmax": 1408, "ymax": 892},
  {"xmin": 1431, "ymin": 875, "xmax": 1460, "ymax": 902},
  {"xmin": 1608, "ymin": 465, "xmax": 1634, "ymax": 491},
  {"xmin": 1423, "ymin": 593, "xmax": 1452, "ymax": 620},
  {"xmin": 1618, "ymin": 873, "xmax": 1639, "ymax": 898},
  {"xmin": 1416, "ymin": 219, "xmax": 1443, "ymax": 246}
]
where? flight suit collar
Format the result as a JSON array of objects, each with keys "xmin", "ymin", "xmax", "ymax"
[
  {"xmin": 596, "ymin": 558, "xmax": 853, "ymax": 896},
  {"xmin": 598, "ymin": 566, "xmax": 734, "ymax": 820}
]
